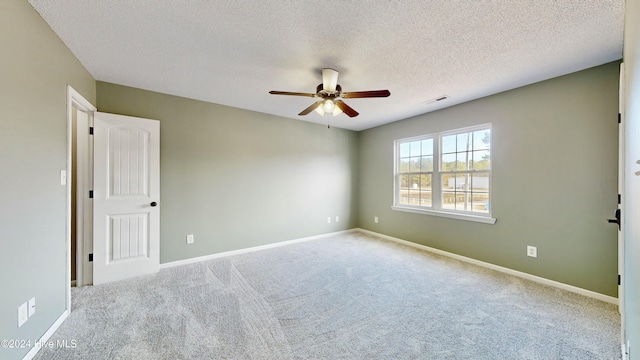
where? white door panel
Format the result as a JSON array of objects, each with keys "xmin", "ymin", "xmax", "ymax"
[
  {"xmin": 618, "ymin": 64, "xmax": 625, "ymax": 331},
  {"xmin": 618, "ymin": 63, "xmax": 628, "ymax": 353},
  {"xmin": 93, "ymin": 112, "xmax": 160, "ymax": 285}
]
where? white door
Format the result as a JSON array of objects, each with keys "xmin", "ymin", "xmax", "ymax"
[
  {"xmin": 616, "ymin": 63, "xmax": 631, "ymax": 356},
  {"xmin": 617, "ymin": 63, "xmax": 625, "ymax": 345},
  {"xmin": 93, "ymin": 112, "xmax": 160, "ymax": 285}
]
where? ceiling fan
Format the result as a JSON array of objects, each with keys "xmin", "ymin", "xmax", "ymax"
[{"xmin": 269, "ymin": 68, "xmax": 390, "ymax": 118}]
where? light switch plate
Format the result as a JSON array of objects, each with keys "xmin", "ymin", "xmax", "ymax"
[
  {"xmin": 60, "ymin": 170, "xmax": 67, "ymax": 185},
  {"xmin": 18, "ymin": 302, "xmax": 28, "ymax": 327}
]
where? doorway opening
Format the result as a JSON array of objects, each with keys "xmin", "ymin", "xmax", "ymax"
[{"xmin": 67, "ymin": 86, "xmax": 96, "ymax": 306}]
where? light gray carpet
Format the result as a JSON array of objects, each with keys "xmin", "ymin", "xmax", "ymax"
[{"xmin": 36, "ymin": 232, "xmax": 620, "ymax": 359}]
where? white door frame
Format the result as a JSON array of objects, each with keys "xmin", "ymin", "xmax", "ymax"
[
  {"xmin": 66, "ymin": 86, "xmax": 96, "ymax": 310},
  {"xmin": 74, "ymin": 104, "xmax": 93, "ymax": 287}
]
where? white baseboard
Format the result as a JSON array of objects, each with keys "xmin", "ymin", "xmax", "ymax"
[
  {"xmin": 22, "ymin": 310, "xmax": 69, "ymax": 360},
  {"xmin": 356, "ymin": 228, "xmax": 618, "ymax": 305},
  {"xmin": 160, "ymin": 229, "xmax": 358, "ymax": 269}
]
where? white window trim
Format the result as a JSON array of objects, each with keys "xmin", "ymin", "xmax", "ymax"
[
  {"xmin": 391, "ymin": 205, "xmax": 497, "ymax": 224},
  {"xmin": 392, "ymin": 124, "xmax": 496, "ymax": 224}
]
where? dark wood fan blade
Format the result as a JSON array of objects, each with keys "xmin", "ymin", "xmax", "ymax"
[
  {"xmin": 299, "ymin": 101, "xmax": 324, "ymax": 116},
  {"xmin": 269, "ymin": 91, "xmax": 317, "ymax": 97},
  {"xmin": 335, "ymin": 100, "xmax": 359, "ymax": 117},
  {"xmin": 342, "ymin": 90, "xmax": 390, "ymax": 98}
]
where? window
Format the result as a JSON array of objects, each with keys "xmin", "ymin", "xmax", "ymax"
[
  {"xmin": 393, "ymin": 124, "xmax": 495, "ymax": 224},
  {"xmin": 397, "ymin": 138, "xmax": 433, "ymax": 207}
]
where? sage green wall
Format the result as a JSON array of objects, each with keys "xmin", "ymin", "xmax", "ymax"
[
  {"xmin": 0, "ymin": 1, "xmax": 96, "ymax": 359},
  {"xmin": 96, "ymin": 82, "xmax": 359, "ymax": 264},
  {"xmin": 358, "ymin": 62, "xmax": 620, "ymax": 297},
  {"xmin": 623, "ymin": 0, "xmax": 640, "ymax": 356}
]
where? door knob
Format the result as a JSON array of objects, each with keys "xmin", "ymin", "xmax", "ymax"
[
  {"xmin": 607, "ymin": 209, "xmax": 620, "ymax": 230},
  {"xmin": 150, "ymin": 201, "xmax": 158, "ymax": 207}
]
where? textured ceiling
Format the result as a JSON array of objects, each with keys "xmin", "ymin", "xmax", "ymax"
[{"xmin": 28, "ymin": 1, "xmax": 624, "ymax": 131}]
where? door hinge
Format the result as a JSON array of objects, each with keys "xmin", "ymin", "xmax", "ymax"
[
  {"xmin": 89, "ymin": 127, "xmax": 94, "ymax": 135},
  {"xmin": 89, "ymin": 190, "xmax": 93, "ymax": 198},
  {"xmin": 88, "ymin": 253, "xmax": 93, "ymax": 262},
  {"xmin": 618, "ymin": 113, "xmax": 621, "ymax": 124},
  {"xmin": 618, "ymin": 274, "xmax": 621, "ymax": 286},
  {"xmin": 618, "ymin": 194, "xmax": 621, "ymax": 204}
]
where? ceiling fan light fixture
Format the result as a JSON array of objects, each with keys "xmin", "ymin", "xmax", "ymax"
[
  {"xmin": 315, "ymin": 100, "xmax": 341, "ymax": 117},
  {"xmin": 323, "ymin": 99, "xmax": 335, "ymax": 113}
]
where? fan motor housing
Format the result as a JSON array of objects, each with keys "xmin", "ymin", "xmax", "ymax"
[{"xmin": 316, "ymin": 84, "xmax": 342, "ymax": 97}]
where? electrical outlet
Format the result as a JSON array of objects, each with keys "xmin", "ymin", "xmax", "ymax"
[
  {"xmin": 374, "ymin": 216, "xmax": 379, "ymax": 224},
  {"xmin": 186, "ymin": 234, "xmax": 194, "ymax": 244},
  {"xmin": 28, "ymin": 297, "xmax": 36, "ymax": 317},
  {"xmin": 18, "ymin": 302, "xmax": 28, "ymax": 327},
  {"xmin": 527, "ymin": 246, "xmax": 537, "ymax": 258},
  {"xmin": 327, "ymin": 217, "xmax": 331, "ymax": 224},
  {"xmin": 335, "ymin": 216, "xmax": 339, "ymax": 223}
]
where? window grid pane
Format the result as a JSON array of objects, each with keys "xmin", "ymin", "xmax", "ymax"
[
  {"xmin": 440, "ymin": 171, "xmax": 490, "ymax": 213},
  {"xmin": 397, "ymin": 138, "xmax": 434, "ymax": 208},
  {"xmin": 437, "ymin": 129, "xmax": 490, "ymax": 213}
]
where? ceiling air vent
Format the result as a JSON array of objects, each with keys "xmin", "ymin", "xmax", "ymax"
[{"xmin": 422, "ymin": 95, "xmax": 449, "ymax": 105}]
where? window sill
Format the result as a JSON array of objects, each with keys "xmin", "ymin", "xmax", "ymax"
[{"xmin": 391, "ymin": 205, "xmax": 497, "ymax": 224}]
